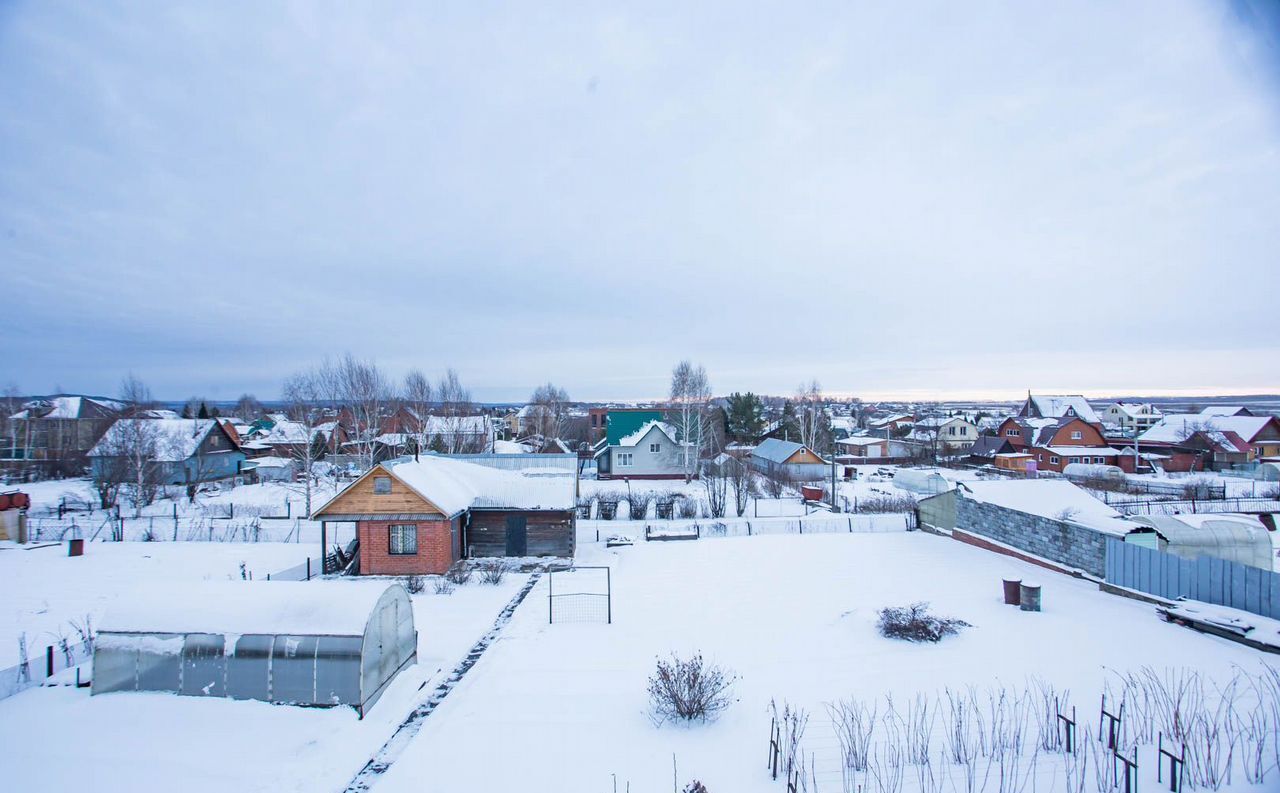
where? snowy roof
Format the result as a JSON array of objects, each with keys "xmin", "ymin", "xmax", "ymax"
[
  {"xmin": 10, "ymin": 395, "xmax": 124, "ymax": 420},
  {"xmin": 100, "ymin": 581, "xmax": 399, "ymax": 636},
  {"xmin": 615, "ymin": 420, "xmax": 682, "ymax": 447},
  {"xmin": 424, "ymin": 415, "xmax": 491, "ymax": 435},
  {"xmin": 245, "ymin": 456, "xmax": 294, "ymax": 468},
  {"xmin": 260, "ymin": 420, "xmax": 313, "ymax": 445},
  {"xmin": 836, "ymin": 436, "xmax": 887, "ymax": 448},
  {"xmin": 378, "ymin": 455, "xmax": 574, "ymax": 514},
  {"xmin": 915, "ymin": 416, "xmax": 969, "ymax": 428},
  {"xmin": 1025, "ymin": 395, "xmax": 1100, "ymax": 424},
  {"xmin": 1040, "ymin": 446, "xmax": 1119, "ymax": 456},
  {"xmin": 492, "ymin": 439, "xmax": 533, "ymax": 454},
  {"xmin": 1107, "ymin": 402, "xmax": 1161, "ymax": 419},
  {"xmin": 1137, "ymin": 414, "xmax": 1275, "ymax": 445},
  {"xmin": 88, "ymin": 418, "xmax": 222, "ymax": 461},
  {"xmin": 1199, "ymin": 406, "xmax": 1249, "ymax": 416},
  {"xmin": 958, "ymin": 479, "xmax": 1135, "ymax": 536},
  {"xmin": 753, "ymin": 438, "xmax": 823, "ymax": 464}
]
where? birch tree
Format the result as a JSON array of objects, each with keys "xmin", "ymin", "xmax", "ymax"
[
  {"xmin": 281, "ymin": 369, "xmax": 331, "ymax": 517},
  {"xmin": 529, "ymin": 382, "xmax": 570, "ymax": 444},
  {"xmin": 669, "ymin": 360, "xmax": 711, "ymax": 483},
  {"xmin": 435, "ymin": 368, "xmax": 482, "ymax": 453},
  {"xmin": 334, "ymin": 354, "xmax": 393, "ymax": 470},
  {"xmin": 403, "ymin": 369, "xmax": 434, "ymax": 455},
  {"xmin": 794, "ymin": 380, "xmax": 830, "ymax": 453}
]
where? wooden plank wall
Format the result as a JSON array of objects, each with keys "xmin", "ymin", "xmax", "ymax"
[{"xmin": 466, "ymin": 510, "xmax": 574, "ymax": 558}]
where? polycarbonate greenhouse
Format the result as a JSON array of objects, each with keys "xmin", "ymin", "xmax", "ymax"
[{"xmin": 92, "ymin": 581, "xmax": 416, "ymax": 716}]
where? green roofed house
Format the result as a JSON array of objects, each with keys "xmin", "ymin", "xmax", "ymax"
[{"xmin": 592, "ymin": 410, "xmax": 693, "ymax": 480}]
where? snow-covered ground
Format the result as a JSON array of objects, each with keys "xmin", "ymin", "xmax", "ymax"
[
  {"xmin": 0, "ymin": 573, "xmax": 528, "ymax": 793},
  {"xmin": 371, "ymin": 532, "xmax": 1275, "ymax": 793},
  {"xmin": 0, "ymin": 541, "xmax": 315, "ymax": 666}
]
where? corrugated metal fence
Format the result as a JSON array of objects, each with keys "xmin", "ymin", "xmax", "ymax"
[{"xmin": 1104, "ymin": 537, "xmax": 1280, "ymax": 619}]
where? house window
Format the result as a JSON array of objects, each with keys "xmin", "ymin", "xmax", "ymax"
[
  {"xmin": 1070, "ymin": 457, "xmax": 1080, "ymax": 464},
  {"xmin": 1094, "ymin": 457, "xmax": 1105, "ymax": 464},
  {"xmin": 1050, "ymin": 456, "xmax": 1059, "ymax": 465},
  {"xmin": 1037, "ymin": 454, "xmax": 1043, "ymax": 462},
  {"xmin": 618, "ymin": 452, "xmax": 634, "ymax": 467},
  {"xmin": 960, "ymin": 426, "xmax": 968, "ymax": 436},
  {"xmin": 388, "ymin": 524, "xmax": 417, "ymax": 555},
  {"xmin": 650, "ymin": 442, "xmax": 661, "ymax": 453},
  {"xmin": 373, "ymin": 476, "xmax": 392, "ymax": 494},
  {"xmin": 1070, "ymin": 431, "xmax": 1082, "ymax": 440},
  {"xmin": 948, "ymin": 427, "xmax": 956, "ymax": 436},
  {"xmin": 1007, "ymin": 429, "xmax": 1020, "ymax": 436}
]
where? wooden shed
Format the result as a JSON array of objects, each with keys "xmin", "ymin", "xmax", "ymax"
[{"xmin": 312, "ymin": 455, "xmax": 576, "ymax": 574}]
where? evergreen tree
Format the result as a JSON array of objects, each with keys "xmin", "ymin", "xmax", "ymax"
[
  {"xmin": 197, "ymin": 402, "xmax": 210, "ymax": 419},
  {"xmin": 725, "ymin": 392, "xmax": 764, "ymax": 442}
]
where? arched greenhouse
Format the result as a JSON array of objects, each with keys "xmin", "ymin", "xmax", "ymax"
[{"xmin": 92, "ymin": 581, "xmax": 416, "ymax": 716}]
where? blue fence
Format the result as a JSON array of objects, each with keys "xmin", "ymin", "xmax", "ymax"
[{"xmin": 1105, "ymin": 538, "xmax": 1280, "ymax": 619}]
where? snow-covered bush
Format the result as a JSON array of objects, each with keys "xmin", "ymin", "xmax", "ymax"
[
  {"xmin": 877, "ymin": 603, "xmax": 970, "ymax": 643},
  {"xmin": 853, "ymin": 494, "xmax": 916, "ymax": 514},
  {"xmin": 444, "ymin": 561, "xmax": 473, "ymax": 585},
  {"xmin": 477, "ymin": 559, "xmax": 508, "ymax": 585},
  {"xmin": 647, "ymin": 652, "xmax": 738, "ymax": 725},
  {"xmin": 432, "ymin": 577, "xmax": 455, "ymax": 595},
  {"xmin": 628, "ymin": 491, "xmax": 654, "ymax": 520},
  {"xmin": 677, "ymin": 497, "xmax": 700, "ymax": 519},
  {"xmin": 681, "ymin": 782, "xmax": 708, "ymax": 793},
  {"xmin": 404, "ymin": 575, "xmax": 425, "ymax": 594}
]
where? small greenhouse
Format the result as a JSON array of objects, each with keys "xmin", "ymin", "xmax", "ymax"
[
  {"xmin": 93, "ymin": 581, "xmax": 416, "ymax": 716},
  {"xmin": 1128, "ymin": 514, "xmax": 1273, "ymax": 570},
  {"xmin": 1254, "ymin": 462, "xmax": 1280, "ymax": 482},
  {"xmin": 1062, "ymin": 462, "xmax": 1124, "ymax": 481},
  {"xmin": 893, "ymin": 468, "xmax": 951, "ymax": 495}
]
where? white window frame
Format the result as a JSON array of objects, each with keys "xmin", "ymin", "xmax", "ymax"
[
  {"xmin": 1070, "ymin": 431, "xmax": 1082, "ymax": 440},
  {"xmin": 649, "ymin": 442, "xmax": 661, "ymax": 454},
  {"xmin": 618, "ymin": 452, "xmax": 634, "ymax": 467},
  {"xmin": 1007, "ymin": 428, "xmax": 1020, "ymax": 436},
  {"xmin": 388, "ymin": 524, "xmax": 417, "ymax": 555},
  {"xmin": 1050, "ymin": 456, "xmax": 1059, "ymax": 465}
]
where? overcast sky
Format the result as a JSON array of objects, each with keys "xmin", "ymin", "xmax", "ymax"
[{"xmin": 2, "ymin": 1, "xmax": 1278, "ymax": 403}]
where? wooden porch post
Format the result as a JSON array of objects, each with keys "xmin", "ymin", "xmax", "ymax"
[{"xmin": 320, "ymin": 520, "xmax": 327, "ymax": 574}]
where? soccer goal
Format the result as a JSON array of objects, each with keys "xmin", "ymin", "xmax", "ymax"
[{"xmin": 547, "ymin": 566, "xmax": 612, "ymax": 624}]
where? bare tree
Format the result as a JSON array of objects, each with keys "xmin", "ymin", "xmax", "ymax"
[
  {"xmin": 701, "ymin": 459, "xmax": 729, "ymax": 518},
  {"xmin": 403, "ymin": 369, "xmax": 434, "ymax": 455},
  {"xmin": 795, "ymin": 380, "xmax": 829, "ymax": 453},
  {"xmin": 669, "ymin": 360, "xmax": 712, "ymax": 483},
  {"xmin": 281, "ymin": 369, "xmax": 332, "ymax": 517},
  {"xmin": 434, "ymin": 368, "xmax": 483, "ymax": 453},
  {"xmin": 119, "ymin": 372, "xmax": 154, "ymax": 416},
  {"xmin": 529, "ymin": 382, "xmax": 570, "ymax": 443},
  {"xmin": 334, "ymin": 354, "xmax": 394, "ymax": 470},
  {"xmin": 234, "ymin": 393, "xmax": 263, "ymax": 420},
  {"xmin": 727, "ymin": 456, "xmax": 756, "ymax": 517}
]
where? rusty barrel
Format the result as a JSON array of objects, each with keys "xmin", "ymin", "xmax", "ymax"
[
  {"xmin": 68, "ymin": 538, "xmax": 84, "ymax": 557},
  {"xmin": 1019, "ymin": 582, "xmax": 1042, "ymax": 612},
  {"xmin": 1002, "ymin": 578, "xmax": 1022, "ymax": 605}
]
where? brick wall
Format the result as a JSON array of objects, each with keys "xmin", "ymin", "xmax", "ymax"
[
  {"xmin": 359, "ymin": 518, "xmax": 456, "ymax": 575},
  {"xmin": 955, "ymin": 496, "xmax": 1109, "ymax": 577}
]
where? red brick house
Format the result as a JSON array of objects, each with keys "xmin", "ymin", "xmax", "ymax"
[
  {"xmin": 996, "ymin": 416, "xmax": 1116, "ymax": 473},
  {"xmin": 311, "ymin": 456, "xmax": 575, "ymax": 575}
]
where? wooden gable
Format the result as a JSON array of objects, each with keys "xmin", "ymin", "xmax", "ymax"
[
  {"xmin": 1046, "ymin": 418, "xmax": 1106, "ymax": 446},
  {"xmin": 786, "ymin": 447, "xmax": 825, "ymax": 465},
  {"xmin": 313, "ymin": 465, "xmax": 445, "ymax": 518}
]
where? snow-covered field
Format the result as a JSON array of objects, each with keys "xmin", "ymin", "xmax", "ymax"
[
  {"xmin": 0, "ymin": 573, "xmax": 529, "ymax": 793},
  {"xmin": 371, "ymin": 533, "xmax": 1275, "ymax": 793}
]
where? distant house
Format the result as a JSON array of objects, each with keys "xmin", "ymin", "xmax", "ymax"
[
  {"xmin": 7, "ymin": 395, "xmax": 124, "ymax": 474},
  {"xmin": 89, "ymin": 418, "xmax": 245, "ymax": 486},
  {"xmin": 1101, "ymin": 403, "xmax": 1162, "ymax": 432},
  {"xmin": 750, "ymin": 438, "xmax": 828, "ymax": 482},
  {"xmin": 867, "ymin": 413, "xmax": 915, "ymax": 432},
  {"xmin": 965, "ymin": 435, "xmax": 1017, "ymax": 465},
  {"xmin": 834, "ymin": 435, "xmax": 911, "ymax": 462},
  {"xmin": 593, "ymin": 411, "xmax": 691, "ymax": 480},
  {"xmin": 1197, "ymin": 406, "xmax": 1254, "ymax": 417},
  {"xmin": 996, "ymin": 416, "xmax": 1115, "ymax": 473},
  {"xmin": 1017, "ymin": 394, "xmax": 1101, "ymax": 425},
  {"xmin": 245, "ymin": 419, "xmax": 346, "ymax": 459},
  {"xmin": 241, "ymin": 456, "xmax": 296, "ymax": 483},
  {"xmin": 311, "ymin": 455, "xmax": 575, "ymax": 574},
  {"xmin": 909, "ymin": 417, "xmax": 978, "ymax": 452},
  {"xmin": 1137, "ymin": 414, "xmax": 1280, "ymax": 469}
]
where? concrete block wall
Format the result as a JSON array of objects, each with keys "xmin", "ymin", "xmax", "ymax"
[{"xmin": 954, "ymin": 496, "xmax": 1108, "ymax": 577}]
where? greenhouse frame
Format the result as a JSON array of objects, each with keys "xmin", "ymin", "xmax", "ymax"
[{"xmin": 92, "ymin": 581, "xmax": 416, "ymax": 716}]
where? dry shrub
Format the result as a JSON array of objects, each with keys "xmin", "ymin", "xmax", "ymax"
[
  {"xmin": 647, "ymin": 652, "xmax": 738, "ymax": 725},
  {"xmin": 477, "ymin": 559, "xmax": 508, "ymax": 585},
  {"xmin": 432, "ymin": 577, "xmax": 455, "ymax": 595},
  {"xmin": 877, "ymin": 602, "xmax": 970, "ymax": 643},
  {"xmin": 444, "ymin": 561, "xmax": 473, "ymax": 585},
  {"xmin": 404, "ymin": 575, "xmax": 425, "ymax": 594}
]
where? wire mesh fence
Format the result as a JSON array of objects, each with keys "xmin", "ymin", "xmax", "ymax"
[{"xmin": 548, "ymin": 566, "xmax": 611, "ymax": 624}]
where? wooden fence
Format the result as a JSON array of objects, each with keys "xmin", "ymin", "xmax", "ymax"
[{"xmin": 1105, "ymin": 538, "xmax": 1280, "ymax": 619}]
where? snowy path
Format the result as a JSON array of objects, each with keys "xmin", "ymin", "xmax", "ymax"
[{"xmin": 343, "ymin": 571, "xmax": 544, "ymax": 792}]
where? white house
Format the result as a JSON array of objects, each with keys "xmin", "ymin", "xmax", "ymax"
[{"xmin": 1102, "ymin": 403, "xmax": 1163, "ymax": 432}]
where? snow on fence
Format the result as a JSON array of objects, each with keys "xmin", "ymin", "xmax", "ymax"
[
  {"xmin": 25, "ymin": 515, "xmax": 328, "ymax": 544},
  {"xmin": 577, "ymin": 513, "xmax": 913, "ymax": 545},
  {"xmin": 1108, "ymin": 497, "xmax": 1280, "ymax": 517},
  {"xmin": 1105, "ymin": 538, "xmax": 1280, "ymax": 620}
]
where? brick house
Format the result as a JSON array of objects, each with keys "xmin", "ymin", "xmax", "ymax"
[
  {"xmin": 996, "ymin": 416, "xmax": 1115, "ymax": 473},
  {"xmin": 1136, "ymin": 414, "xmax": 1280, "ymax": 470},
  {"xmin": 311, "ymin": 455, "xmax": 575, "ymax": 575}
]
